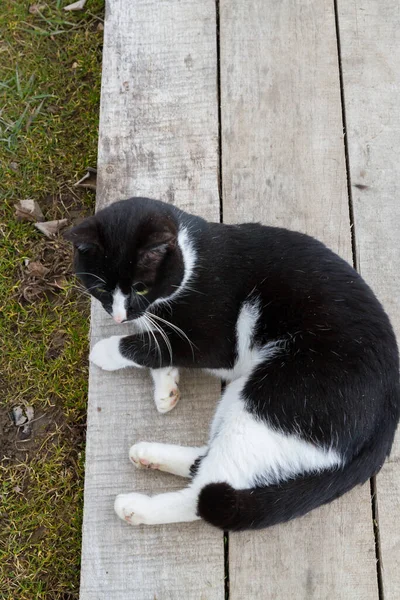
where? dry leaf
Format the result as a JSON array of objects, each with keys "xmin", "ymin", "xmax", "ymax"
[
  {"xmin": 19, "ymin": 236, "xmax": 73, "ymax": 302},
  {"xmin": 97, "ymin": 22, "xmax": 104, "ymax": 32},
  {"xmin": 34, "ymin": 219, "xmax": 68, "ymax": 238},
  {"xmin": 29, "ymin": 3, "xmax": 46, "ymax": 14},
  {"xmin": 26, "ymin": 261, "xmax": 50, "ymax": 278},
  {"xmin": 15, "ymin": 199, "xmax": 45, "ymax": 222},
  {"xmin": 64, "ymin": 0, "xmax": 87, "ymax": 11},
  {"xmin": 74, "ymin": 167, "xmax": 97, "ymax": 190}
]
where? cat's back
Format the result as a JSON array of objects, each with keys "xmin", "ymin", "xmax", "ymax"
[
  {"xmin": 231, "ymin": 224, "xmax": 400, "ymax": 459},
  {"xmin": 230, "ymin": 223, "xmax": 399, "ymax": 415},
  {"xmin": 232, "ymin": 223, "xmax": 394, "ymax": 342}
]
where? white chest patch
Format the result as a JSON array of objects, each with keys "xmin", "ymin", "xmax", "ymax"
[
  {"xmin": 112, "ymin": 287, "xmax": 128, "ymax": 323},
  {"xmin": 152, "ymin": 227, "xmax": 196, "ymax": 309}
]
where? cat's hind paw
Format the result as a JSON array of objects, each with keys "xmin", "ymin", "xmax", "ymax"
[
  {"xmin": 114, "ymin": 492, "xmax": 151, "ymax": 525},
  {"xmin": 129, "ymin": 442, "xmax": 161, "ymax": 471}
]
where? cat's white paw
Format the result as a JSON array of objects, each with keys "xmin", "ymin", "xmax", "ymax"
[
  {"xmin": 114, "ymin": 492, "xmax": 151, "ymax": 525},
  {"xmin": 90, "ymin": 336, "xmax": 136, "ymax": 371},
  {"xmin": 151, "ymin": 367, "xmax": 181, "ymax": 413},
  {"xmin": 129, "ymin": 442, "xmax": 162, "ymax": 471},
  {"xmin": 156, "ymin": 386, "xmax": 181, "ymax": 414}
]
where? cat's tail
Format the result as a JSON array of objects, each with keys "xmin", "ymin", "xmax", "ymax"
[{"xmin": 197, "ymin": 442, "xmax": 389, "ymax": 531}]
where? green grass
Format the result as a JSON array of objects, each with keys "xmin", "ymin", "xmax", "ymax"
[{"xmin": 0, "ymin": 2, "xmax": 104, "ymax": 598}]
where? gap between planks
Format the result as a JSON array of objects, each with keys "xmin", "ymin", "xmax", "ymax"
[
  {"xmin": 215, "ymin": 0, "xmax": 230, "ymax": 596},
  {"xmin": 334, "ymin": 2, "xmax": 384, "ymax": 597}
]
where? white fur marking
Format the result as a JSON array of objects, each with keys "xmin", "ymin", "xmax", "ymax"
[
  {"xmin": 152, "ymin": 227, "xmax": 196, "ymax": 308},
  {"xmin": 207, "ymin": 300, "xmax": 282, "ymax": 381},
  {"xmin": 205, "ymin": 377, "xmax": 342, "ymax": 488},
  {"xmin": 89, "ymin": 336, "xmax": 142, "ymax": 371},
  {"xmin": 112, "ymin": 287, "xmax": 128, "ymax": 323}
]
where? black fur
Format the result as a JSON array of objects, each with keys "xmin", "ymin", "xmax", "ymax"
[
  {"xmin": 189, "ymin": 455, "xmax": 206, "ymax": 478},
  {"xmin": 66, "ymin": 197, "xmax": 400, "ymax": 530},
  {"xmin": 198, "ymin": 436, "xmax": 387, "ymax": 531}
]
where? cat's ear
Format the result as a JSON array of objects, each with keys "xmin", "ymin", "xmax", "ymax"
[
  {"xmin": 137, "ymin": 218, "xmax": 177, "ymax": 273},
  {"xmin": 63, "ymin": 217, "xmax": 102, "ymax": 253}
]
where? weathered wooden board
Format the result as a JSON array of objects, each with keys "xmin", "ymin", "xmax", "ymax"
[
  {"xmin": 337, "ymin": 1, "xmax": 400, "ymax": 597},
  {"xmin": 220, "ymin": 1, "xmax": 379, "ymax": 598},
  {"xmin": 79, "ymin": 1, "xmax": 223, "ymax": 598}
]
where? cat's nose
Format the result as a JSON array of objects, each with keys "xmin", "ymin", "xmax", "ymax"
[{"xmin": 112, "ymin": 288, "xmax": 128, "ymax": 323}]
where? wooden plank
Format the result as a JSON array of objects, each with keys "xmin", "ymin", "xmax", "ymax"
[
  {"xmin": 337, "ymin": 1, "xmax": 400, "ymax": 597},
  {"xmin": 79, "ymin": 1, "xmax": 223, "ymax": 598},
  {"xmin": 220, "ymin": 1, "xmax": 379, "ymax": 598}
]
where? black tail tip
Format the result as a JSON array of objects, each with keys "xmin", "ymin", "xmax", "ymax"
[{"xmin": 197, "ymin": 482, "xmax": 239, "ymax": 530}]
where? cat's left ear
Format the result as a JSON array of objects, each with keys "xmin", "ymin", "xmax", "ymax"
[
  {"xmin": 137, "ymin": 218, "xmax": 177, "ymax": 273},
  {"xmin": 63, "ymin": 217, "xmax": 102, "ymax": 253}
]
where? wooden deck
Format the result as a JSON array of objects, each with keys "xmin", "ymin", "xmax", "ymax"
[{"xmin": 79, "ymin": 1, "xmax": 400, "ymax": 598}]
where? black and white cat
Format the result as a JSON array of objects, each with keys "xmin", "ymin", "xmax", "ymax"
[{"xmin": 65, "ymin": 197, "xmax": 400, "ymax": 531}]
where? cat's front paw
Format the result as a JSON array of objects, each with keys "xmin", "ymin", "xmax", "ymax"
[
  {"xmin": 90, "ymin": 336, "xmax": 136, "ymax": 371},
  {"xmin": 114, "ymin": 492, "xmax": 151, "ymax": 525},
  {"xmin": 151, "ymin": 367, "xmax": 181, "ymax": 413}
]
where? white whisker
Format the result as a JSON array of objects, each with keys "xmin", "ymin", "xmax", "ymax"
[
  {"xmin": 137, "ymin": 314, "xmax": 153, "ymax": 360},
  {"xmin": 67, "ymin": 282, "xmax": 94, "ymax": 299},
  {"xmin": 145, "ymin": 314, "xmax": 173, "ymax": 365},
  {"xmin": 75, "ymin": 272, "xmax": 106, "ymax": 284},
  {"xmin": 142, "ymin": 314, "xmax": 162, "ymax": 367},
  {"xmin": 86, "ymin": 284, "xmax": 103, "ymax": 293},
  {"xmin": 136, "ymin": 293, "xmax": 151, "ymax": 311},
  {"xmin": 171, "ymin": 284, "xmax": 205, "ymax": 296},
  {"xmin": 159, "ymin": 298, "xmax": 174, "ymax": 315},
  {"xmin": 148, "ymin": 313, "xmax": 197, "ymax": 358}
]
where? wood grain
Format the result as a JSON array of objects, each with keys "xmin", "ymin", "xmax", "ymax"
[
  {"xmin": 79, "ymin": 1, "xmax": 223, "ymax": 598},
  {"xmin": 337, "ymin": 1, "xmax": 400, "ymax": 597},
  {"xmin": 220, "ymin": 1, "xmax": 379, "ymax": 598}
]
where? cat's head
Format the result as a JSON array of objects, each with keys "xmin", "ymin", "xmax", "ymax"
[{"xmin": 64, "ymin": 198, "xmax": 191, "ymax": 322}]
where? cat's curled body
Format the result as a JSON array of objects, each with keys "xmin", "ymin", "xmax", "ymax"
[{"xmin": 66, "ymin": 197, "xmax": 400, "ymax": 531}]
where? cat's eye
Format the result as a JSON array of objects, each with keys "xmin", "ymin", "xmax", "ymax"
[{"xmin": 133, "ymin": 283, "xmax": 149, "ymax": 296}]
